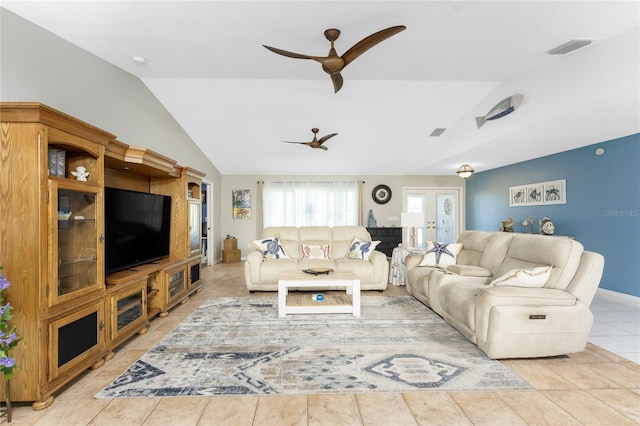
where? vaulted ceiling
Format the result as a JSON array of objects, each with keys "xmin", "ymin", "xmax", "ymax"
[{"xmin": 3, "ymin": 1, "xmax": 639, "ymax": 175}]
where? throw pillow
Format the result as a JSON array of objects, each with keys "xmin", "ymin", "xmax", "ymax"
[
  {"xmin": 301, "ymin": 244, "xmax": 331, "ymax": 259},
  {"xmin": 490, "ymin": 265, "xmax": 553, "ymax": 288},
  {"xmin": 418, "ymin": 241, "xmax": 463, "ymax": 268},
  {"xmin": 345, "ymin": 237, "xmax": 380, "ymax": 261},
  {"xmin": 253, "ymin": 236, "xmax": 289, "ymax": 260}
]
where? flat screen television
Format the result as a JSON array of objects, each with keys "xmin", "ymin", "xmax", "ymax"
[{"xmin": 104, "ymin": 187, "xmax": 172, "ymax": 274}]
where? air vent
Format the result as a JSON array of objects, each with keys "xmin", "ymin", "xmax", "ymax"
[
  {"xmin": 547, "ymin": 39, "xmax": 592, "ymax": 55},
  {"xmin": 429, "ymin": 128, "xmax": 447, "ymax": 137}
]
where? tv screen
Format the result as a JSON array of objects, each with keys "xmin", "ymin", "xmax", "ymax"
[{"xmin": 105, "ymin": 187, "xmax": 172, "ymax": 274}]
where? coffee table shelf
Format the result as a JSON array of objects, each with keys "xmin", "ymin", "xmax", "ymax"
[{"xmin": 278, "ymin": 271, "xmax": 360, "ymax": 317}]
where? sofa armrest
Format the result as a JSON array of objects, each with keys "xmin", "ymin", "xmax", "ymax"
[
  {"xmin": 405, "ymin": 254, "xmax": 423, "ymax": 271},
  {"xmin": 475, "ymin": 286, "xmax": 579, "ymax": 344},
  {"xmin": 478, "ymin": 286, "xmax": 577, "ymax": 307},
  {"xmin": 369, "ymin": 250, "xmax": 388, "ymax": 271},
  {"xmin": 244, "ymin": 250, "xmax": 264, "ymax": 285},
  {"xmin": 446, "ymin": 264, "xmax": 492, "ymax": 277}
]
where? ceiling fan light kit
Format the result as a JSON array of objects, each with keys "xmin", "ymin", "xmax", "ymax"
[{"xmin": 263, "ymin": 25, "xmax": 406, "ymax": 93}]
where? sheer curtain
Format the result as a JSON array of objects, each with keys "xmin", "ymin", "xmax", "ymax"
[{"xmin": 263, "ymin": 181, "xmax": 359, "ymax": 227}]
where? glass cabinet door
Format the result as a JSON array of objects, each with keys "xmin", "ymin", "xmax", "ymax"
[{"xmin": 49, "ymin": 180, "xmax": 103, "ymax": 305}]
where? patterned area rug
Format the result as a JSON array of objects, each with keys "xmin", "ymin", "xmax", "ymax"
[{"xmin": 95, "ymin": 296, "xmax": 531, "ymax": 398}]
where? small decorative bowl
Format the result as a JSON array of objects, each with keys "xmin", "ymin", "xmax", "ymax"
[{"xmin": 58, "ymin": 212, "xmax": 72, "ymax": 221}]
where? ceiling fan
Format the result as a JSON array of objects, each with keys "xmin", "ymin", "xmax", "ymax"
[
  {"xmin": 282, "ymin": 128, "xmax": 338, "ymax": 151},
  {"xmin": 263, "ymin": 25, "xmax": 406, "ymax": 93}
]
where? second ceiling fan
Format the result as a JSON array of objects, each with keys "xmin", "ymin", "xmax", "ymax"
[
  {"xmin": 263, "ymin": 25, "xmax": 406, "ymax": 93},
  {"xmin": 282, "ymin": 128, "xmax": 338, "ymax": 151}
]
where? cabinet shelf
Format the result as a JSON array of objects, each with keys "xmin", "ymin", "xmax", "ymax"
[
  {"xmin": 49, "ymin": 176, "xmax": 101, "ymax": 191},
  {"xmin": 117, "ymin": 299, "xmax": 141, "ymax": 316},
  {"xmin": 59, "ymin": 257, "xmax": 96, "ymax": 267},
  {"xmin": 146, "ymin": 288, "xmax": 159, "ymax": 298},
  {"xmin": 58, "ymin": 218, "xmax": 96, "ymax": 224}
]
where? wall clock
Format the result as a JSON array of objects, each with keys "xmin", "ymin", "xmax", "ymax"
[{"xmin": 372, "ymin": 184, "xmax": 392, "ymax": 204}]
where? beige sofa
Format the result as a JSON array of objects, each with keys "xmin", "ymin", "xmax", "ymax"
[
  {"xmin": 244, "ymin": 226, "xmax": 389, "ymax": 292},
  {"xmin": 405, "ymin": 230, "xmax": 604, "ymax": 359}
]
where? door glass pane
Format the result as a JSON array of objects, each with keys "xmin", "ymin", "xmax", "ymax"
[
  {"xmin": 436, "ymin": 193, "xmax": 455, "ymax": 243},
  {"xmin": 407, "ymin": 194, "xmax": 427, "ymax": 248}
]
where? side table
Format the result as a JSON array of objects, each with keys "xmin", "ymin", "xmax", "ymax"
[{"xmin": 389, "ymin": 247, "xmax": 427, "ymax": 286}]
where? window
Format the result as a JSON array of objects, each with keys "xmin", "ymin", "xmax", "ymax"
[{"xmin": 263, "ymin": 181, "xmax": 359, "ymax": 227}]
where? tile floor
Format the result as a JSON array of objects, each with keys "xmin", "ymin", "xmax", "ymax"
[
  {"xmin": 2, "ymin": 262, "xmax": 639, "ymax": 425},
  {"xmin": 589, "ymin": 289, "xmax": 640, "ymax": 364}
]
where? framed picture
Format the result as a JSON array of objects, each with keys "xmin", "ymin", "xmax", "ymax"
[
  {"xmin": 232, "ymin": 189, "xmax": 252, "ymax": 219},
  {"xmin": 526, "ymin": 183, "xmax": 544, "ymax": 205},
  {"xmin": 543, "ymin": 179, "xmax": 566, "ymax": 204},
  {"xmin": 510, "ymin": 179, "xmax": 566, "ymax": 207},
  {"xmin": 509, "ymin": 186, "xmax": 527, "ymax": 207}
]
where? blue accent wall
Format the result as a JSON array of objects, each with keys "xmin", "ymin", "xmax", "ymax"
[{"xmin": 466, "ymin": 133, "xmax": 640, "ymax": 297}]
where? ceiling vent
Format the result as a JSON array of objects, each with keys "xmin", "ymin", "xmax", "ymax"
[
  {"xmin": 547, "ymin": 39, "xmax": 592, "ymax": 55},
  {"xmin": 429, "ymin": 128, "xmax": 447, "ymax": 137}
]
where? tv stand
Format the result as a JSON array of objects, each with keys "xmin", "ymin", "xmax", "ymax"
[{"xmin": 0, "ymin": 103, "xmax": 205, "ymax": 410}]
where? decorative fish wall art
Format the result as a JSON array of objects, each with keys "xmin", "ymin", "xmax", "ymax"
[{"xmin": 476, "ymin": 94, "xmax": 526, "ymax": 128}]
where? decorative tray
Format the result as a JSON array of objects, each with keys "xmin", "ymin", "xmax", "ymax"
[{"xmin": 302, "ymin": 268, "xmax": 334, "ymax": 276}]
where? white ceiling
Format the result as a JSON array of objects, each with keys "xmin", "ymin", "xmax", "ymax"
[{"xmin": 3, "ymin": 1, "xmax": 639, "ymax": 175}]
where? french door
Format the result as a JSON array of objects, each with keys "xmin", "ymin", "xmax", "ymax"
[{"xmin": 402, "ymin": 188, "xmax": 462, "ymax": 247}]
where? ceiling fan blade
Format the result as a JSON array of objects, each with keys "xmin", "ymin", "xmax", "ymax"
[
  {"xmin": 331, "ymin": 73, "xmax": 344, "ymax": 93},
  {"xmin": 263, "ymin": 45, "xmax": 319, "ymax": 61},
  {"xmin": 341, "ymin": 25, "xmax": 406, "ymax": 66},
  {"xmin": 282, "ymin": 141, "xmax": 307, "ymax": 145},
  {"xmin": 318, "ymin": 133, "xmax": 338, "ymax": 144},
  {"xmin": 318, "ymin": 145, "xmax": 329, "ymax": 151}
]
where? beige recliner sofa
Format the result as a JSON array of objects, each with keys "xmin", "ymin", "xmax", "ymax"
[
  {"xmin": 244, "ymin": 226, "xmax": 389, "ymax": 292},
  {"xmin": 405, "ymin": 230, "xmax": 604, "ymax": 359}
]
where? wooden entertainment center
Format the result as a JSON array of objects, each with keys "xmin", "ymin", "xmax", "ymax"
[{"xmin": 0, "ymin": 103, "xmax": 205, "ymax": 409}]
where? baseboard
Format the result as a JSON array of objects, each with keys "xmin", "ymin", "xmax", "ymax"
[{"xmin": 596, "ymin": 287, "xmax": 640, "ymax": 302}]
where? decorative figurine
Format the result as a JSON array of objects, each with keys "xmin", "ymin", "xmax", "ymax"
[
  {"xmin": 367, "ymin": 209, "xmax": 377, "ymax": 228},
  {"xmin": 521, "ymin": 215, "xmax": 534, "ymax": 233},
  {"xmin": 71, "ymin": 166, "xmax": 89, "ymax": 181},
  {"xmin": 501, "ymin": 217, "xmax": 515, "ymax": 232},
  {"xmin": 540, "ymin": 216, "xmax": 555, "ymax": 235}
]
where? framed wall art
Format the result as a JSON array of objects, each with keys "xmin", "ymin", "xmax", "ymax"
[
  {"xmin": 232, "ymin": 189, "xmax": 252, "ymax": 219},
  {"xmin": 509, "ymin": 186, "xmax": 527, "ymax": 207},
  {"xmin": 510, "ymin": 179, "xmax": 566, "ymax": 207},
  {"xmin": 543, "ymin": 179, "xmax": 566, "ymax": 204}
]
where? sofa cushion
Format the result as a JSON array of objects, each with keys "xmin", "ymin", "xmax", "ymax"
[
  {"xmin": 259, "ymin": 258, "xmax": 299, "ymax": 282},
  {"xmin": 419, "ymin": 241, "xmax": 463, "ymax": 268},
  {"xmin": 496, "ymin": 235, "xmax": 583, "ymax": 291},
  {"xmin": 298, "ymin": 258, "xmax": 336, "ymax": 270},
  {"xmin": 332, "ymin": 226, "xmax": 374, "ymax": 258},
  {"xmin": 456, "ymin": 231, "xmax": 493, "ymax": 266},
  {"xmin": 334, "ymin": 258, "xmax": 376, "ymax": 282},
  {"xmin": 301, "ymin": 244, "xmax": 331, "ymax": 259},
  {"xmin": 262, "ymin": 227, "xmax": 302, "ymax": 259},
  {"xmin": 489, "ymin": 265, "xmax": 552, "ymax": 288},
  {"xmin": 253, "ymin": 236, "xmax": 290, "ymax": 260},
  {"xmin": 478, "ymin": 232, "xmax": 515, "ymax": 275},
  {"xmin": 345, "ymin": 237, "xmax": 380, "ymax": 260}
]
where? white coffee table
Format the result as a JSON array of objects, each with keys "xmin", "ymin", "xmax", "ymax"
[{"xmin": 278, "ymin": 270, "xmax": 361, "ymax": 317}]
